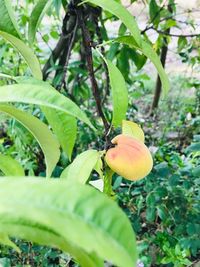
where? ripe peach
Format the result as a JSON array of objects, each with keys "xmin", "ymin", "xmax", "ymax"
[{"xmin": 105, "ymin": 134, "xmax": 153, "ymax": 181}]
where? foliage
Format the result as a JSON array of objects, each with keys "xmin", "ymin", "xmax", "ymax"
[
  {"xmin": 0, "ymin": 0, "xmax": 199, "ymax": 266},
  {"xmin": 116, "ymin": 133, "xmax": 200, "ymax": 267}
]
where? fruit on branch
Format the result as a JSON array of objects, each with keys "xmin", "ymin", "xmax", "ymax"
[{"xmin": 105, "ymin": 134, "xmax": 153, "ymax": 181}]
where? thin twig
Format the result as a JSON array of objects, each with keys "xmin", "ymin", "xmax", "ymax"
[
  {"xmin": 57, "ymin": 17, "xmax": 78, "ymax": 90},
  {"xmin": 141, "ymin": 0, "xmax": 169, "ymax": 34},
  {"xmin": 42, "ymin": 1, "xmax": 77, "ymax": 80},
  {"xmin": 142, "ymin": 2, "xmax": 200, "ymax": 36},
  {"xmin": 152, "ymin": 28, "xmax": 200, "ymax": 37}
]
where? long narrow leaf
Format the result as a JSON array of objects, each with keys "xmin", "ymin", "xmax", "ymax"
[
  {"xmin": 96, "ymin": 49, "xmax": 128, "ymax": 127},
  {"xmin": 0, "ymin": 215, "xmax": 103, "ymax": 267},
  {"xmin": 0, "ymin": 233, "xmax": 20, "ymax": 253},
  {"xmin": 0, "ymin": 31, "xmax": 42, "ymax": 80},
  {"xmin": 28, "ymin": 0, "xmax": 53, "ymax": 43},
  {"xmin": 4, "ymin": 76, "xmax": 78, "ymax": 159},
  {"xmin": 0, "ymin": 83, "xmax": 95, "ymax": 130},
  {"xmin": 116, "ymin": 36, "xmax": 170, "ymax": 95},
  {"xmin": 106, "ymin": 59, "xmax": 128, "ymax": 127},
  {"xmin": 43, "ymin": 109, "xmax": 77, "ymax": 160},
  {"xmin": 61, "ymin": 150, "xmax": 100, "ymax": 183},
  {"xmin": 0, "ymin": 104, "xmax": 60, "ymax": 177},
  {"xmin": 0, "ymin": 153, "xmax": 24, "ymax": 176},
  {"xmin": 0, "ymin": 0, "xmax": 21, "ymax": 38},
  {"xmin": 0, "ymin": 178, "xmax": 137, "ymax": 267}
]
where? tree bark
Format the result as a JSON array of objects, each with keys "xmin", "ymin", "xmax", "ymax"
[
  {"xmin": 151, "ymin": 38, "xmax": 169, "ymax": 111},
  {"xmin": 76, "ymin": 5, "xmax": 110, "ymax": 133},
  {"xmin": 42, "ymin": 2, "xmax": 77, "ymax": 81},
  {"xmin": 151, "ymin": 4, "xmax": 172, "ymax": 113}
]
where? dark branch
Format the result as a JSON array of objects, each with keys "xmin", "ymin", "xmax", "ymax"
[
  {"xmin": 42, "ymin": 2, "xmax": 77, "ymax": 81},
  {"xmin": 42, "ymin": 36, "xmax": 67, "ymax": 80},
  {"xmin": 53, "ymin": 16, "xmax": 78, "ymax": 90},
  {"xmin": 91, "ymin": 8, "xmax": 110, "ymax": 104},
  {"xmin": 76, "ymin": 5, "xmax": 110, "ymax": 133}
]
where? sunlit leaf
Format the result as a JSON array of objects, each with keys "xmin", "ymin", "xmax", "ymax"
[
  {"xmin": 98, "ymin": 54, "xmax": 128, "ymax": 127},
  {"xmin": 28, "ymin": 0, "xmax": 53, "ymax": 43},
  {"xmin": 0, "ymin": 178, "xmax": 137, "ymax": 267},
  {"xmin": 122, "ymin": 120, "xmax": 145, "ymax": 142},
  {"xmin": 43, "ymin": 109, "xmax": 77, "ymax": 160},
  {"xmin": 0, "ymin": 66, "xmax": 79, "ymax": 166},
  {"xmin": 0, "ymin": 83, "xmax": 95, "ymax": 130},
  {"xmin": 3, "ymin": 76, "xmax": 78, "ymax": 159},
  {"xmin": 0, "ymin": 31, "xmax": 42, "ymax": 79},
  {"xmin": 0, "ymin": 104, "xmax": 60, "ymax": 177},
  {"xmin": 0, "ymin": 153, "xmax": 24, "ymax": 176},
  {"xmin": 0, "ymin": 0, "xmax": 21, "ymax": 38},
  {"xmin": 61, "ymin": 150, "xmax": 99, "ymax": 183},
  {"xmin": 0, "ymin": 233, "xmax": 20, "ymax": 253}
]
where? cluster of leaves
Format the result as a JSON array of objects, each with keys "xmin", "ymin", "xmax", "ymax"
[
  {"xmin": 115, "ymin": 131, "xmax": 200, "ymax": 267},
  {"xmin": 0, "ymin": 0, "xmax": 199, "ymax": 266},
  {"xmin": 0, "ymin": 0, "xmax": 169, "ymax": 266}
]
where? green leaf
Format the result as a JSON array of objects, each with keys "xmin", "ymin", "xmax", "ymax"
[
  {"xmin": 0, "ymin": 104, "xmax": 60, "ymax": 177},
  {"xmin": 116, "ymin": 36, "xmax": 170, "ymax": 95},
  {"xmin": 117, "ymin": 46, "xmax": 130, "ymax": 81},
  {"xmin": 164, "ymin": 19, "xmax": 177, "ymax": 29},
  {"xmin": 0, "ymin": 233, "xmax": 20, "ymax": 253},
  {"xmin": 0, "ymin": 217, "xmax": 103, "ymax": 267},
  {"xmin": 0, "ymin": 31, "xmax": 42, "ymax": 79},
  {"xmin": 28, "ymin": 0, "xmax": 53, "ymax": 43},
  {"xmin": 43, "ymin": 109, "xmax": 77, "ymax": 161},
  {"xmin": 84, "ymin": 0, "xmax": 142, "ymax": 47},
  {"xmin": 122, "ymin": 120, "xmax": 145, "ymax": 142},
  {"xmin": 157, "ymin": 206, "xmax": 167, "ymax": 221},
  {"xmin": 10, "ymin": 77, "xmax": 78, "ymax": 160},
  {"xmin": 94, "ymin": 155, "xmax": 104, "ymax": 179},
  {"xmin": 128, "ymin": 48, "xmax": 147, "ymax": 70},
  {"xmin": 0, "ymin": 178, "xmax": 137, "ymax": 267},
  {"xmin": 0, "ymin": 83, "xmax": 95, "ymax": 130},
  {"xmin": 186, "ymin": 143, "xmax": 200, "ymax": 153},
  {"xmin": 61, "ymin": 150, "xmax": 100, "ymax": 183},
  {"xmin": 107, "ymin": 59, "xmax": 128, "ymax": 127},
  {"xmin": 192, "ymin": 166, "xmax": 200, "ymax": 177},
  {"xmin": 0, "ymin": 0, "xmax": 21, "ymax": 38},
  {"xmin": 146, "ymin": 207, "xmax": 156, "ymax": 222},
  {"xmin": 149, "ymin": 0, "xmax": 160, "ymax": 27},
  {"xmin": 98, "ymin": 54, "xmax": 128, "ymax": 127},
  {"xmin": 107, "ymin": 43, "xmax": 120, "ymax": 61},
  {"xmin": 0, "ymin": 73, "xmax": 15, "ymax": 80},
  {"xmin": 178, "ymin": 36, "xmax": 187, "ymax": 52},
  {"xmin": 0, "ymin": 153, "xmax": 24, "ymax": 176}
]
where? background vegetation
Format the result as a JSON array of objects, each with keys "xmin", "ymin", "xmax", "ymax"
[{"xmin": 0, "ymin": 0, "xmax": 200, "ymax": 266}]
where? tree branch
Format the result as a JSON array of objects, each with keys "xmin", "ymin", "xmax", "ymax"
[
  {"xmin": 152, "ymin": 28, "xmax": 200, "ymax": 38},
  {"xmin": 53, "ymin": 16, "xmax": 78, "ymax": 90},
  {"xmin": 91, "ymin": 8, "xmax": 110, "ymax": 104},
  {"xmin": 42, "ymin": 2, "xmax": 78, "ymax": 81},
  {"xmin": 42, "ymin": 36, "xmax": 67, "ymax": 80},
  {"xmin": 76, "ymin": 5, "xmax": 110, "ymax": 133},
  {"xmin": 141, "ymin": 0, "xmax": 170, "ymax": 34}
]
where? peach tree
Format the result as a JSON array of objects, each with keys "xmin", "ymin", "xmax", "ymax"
[{"xmin": 0, "ymin": 0, "xmax": 169, "ymax": 266}]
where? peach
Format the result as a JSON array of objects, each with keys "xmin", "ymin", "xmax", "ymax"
[{"xmin": 105, "ymin": 134, "xmax": 153, "ymax": 181}]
